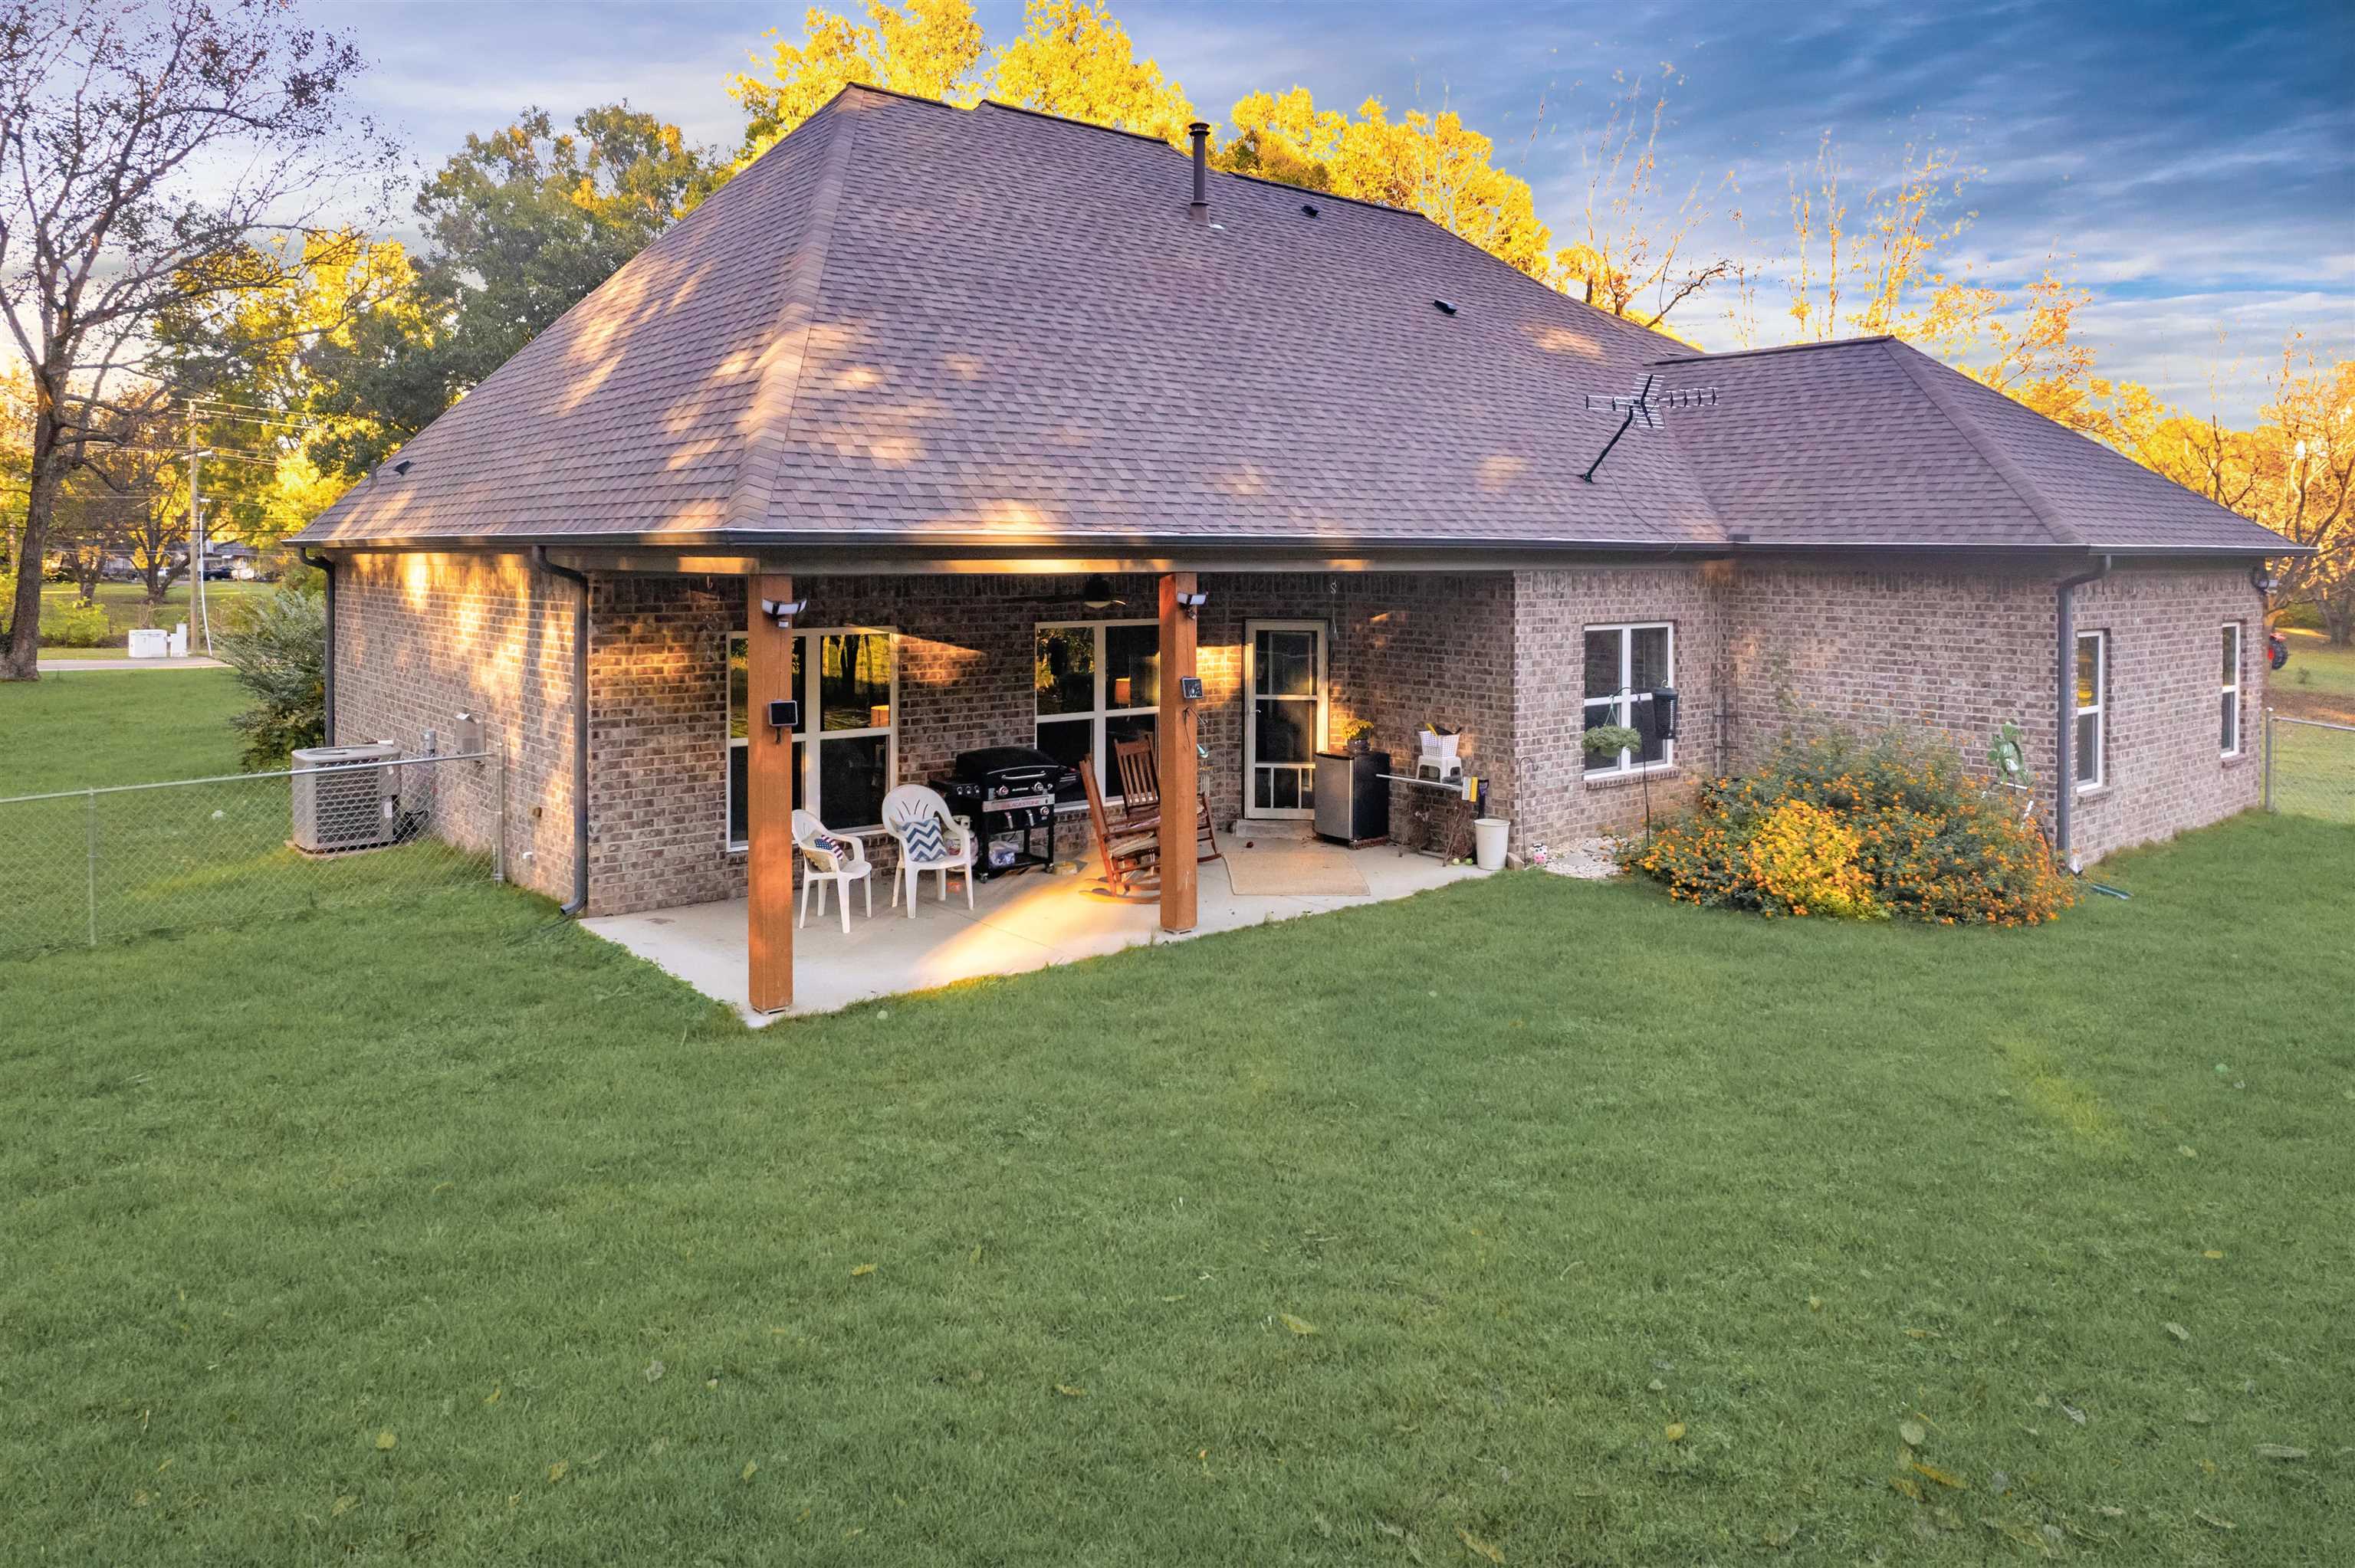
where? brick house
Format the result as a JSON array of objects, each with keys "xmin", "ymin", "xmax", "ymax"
[{"xmin": 296, "ymin": 87, "xmax": 2295, "ymax": 1008}]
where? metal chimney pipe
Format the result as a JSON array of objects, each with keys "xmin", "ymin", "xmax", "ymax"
[{"xmin": 1188, "ymin": 121, "xmax": 1210, "ymax": 210}]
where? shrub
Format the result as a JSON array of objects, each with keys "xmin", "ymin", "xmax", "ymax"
[
  {"xmin": 1627, "ymin": 728, "xmax": 2076, "ymax": 927},
  {"xmin": 44, "ymin": 598, "xmax": 113, "ymax": 648},
  {"xmin": 217, "ymin": 587, "xmax": 325, "ymax": 769}
]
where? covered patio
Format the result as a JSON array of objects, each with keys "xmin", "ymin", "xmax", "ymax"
[{"xmin": 584, "ymin": 832, "xmax": 1483, "ymax": 1021}]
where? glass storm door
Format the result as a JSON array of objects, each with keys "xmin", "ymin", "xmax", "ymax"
[{"xmin": 1246, "ymin": 622, "xmax": 1326, "ymax": 818}]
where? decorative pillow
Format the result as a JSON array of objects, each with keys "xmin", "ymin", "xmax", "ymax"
[
  {"xmin": 812, "ymin": 831, "xmax": 852, "ymax": 861},
  {"xmin": 900, "ymin": 815, "xmax": 947, "ymax": 863}
]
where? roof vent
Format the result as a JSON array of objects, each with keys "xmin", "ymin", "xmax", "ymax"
[
  {"xmin": 1301, "ymin": 202, "xmax": 1319, "ymax": 218},
  {"xmin": 392, "ymin": 459, "xmax": 412, "ymax": 476},
  {"xmin": 1187, "ymin": 120, "xmax": 1210, "ymax": 212},
  {"xmin": 1433, "ymin": 299, "xmax": 1458, "ymax": 316}
]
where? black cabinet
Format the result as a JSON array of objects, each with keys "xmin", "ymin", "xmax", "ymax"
[{"xmin": 1313, "ymin": 750, "xmax": 1390, "ymax": 847}]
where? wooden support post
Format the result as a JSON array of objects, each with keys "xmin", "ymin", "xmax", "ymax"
[
  {"xmin": 1158, "ymin": 571, "xmax": 1200, "ymax": 933},
  {"xmin": 747, "ymin": 573, "xmax": 795, "ymax": 1013}
]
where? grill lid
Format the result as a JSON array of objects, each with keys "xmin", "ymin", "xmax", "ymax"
[{"xmin": 952, "ymin": 745, "xmax": 1063, "ymax": 779}]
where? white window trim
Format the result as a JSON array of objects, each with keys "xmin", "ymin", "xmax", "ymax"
[
  {"xmin": 2220, "ymin": 622, "xmax": 2242, "ymax": 759},
  {"xmin": 727, "ymin": 626, "xmax": 898, "ymax": 849},
  {"xmin": 2074, "ymin": 629, "xmax": 2106, "ymax": 792},
  {"xmin": 1581, "ymin": 622, "xmax": 1676, "ymax": 779},
  {"xmin": 1243, "ymin": 619, "xmax": 1330, "ymax": 820},
  {"xmin": 1034, "ymin": 618, "xmax": 1159, "ymax": 805}
]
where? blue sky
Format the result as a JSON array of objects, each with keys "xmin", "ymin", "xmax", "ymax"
[{"xmin": 330, "ymin": 0, "xmax": 2353, "ymax": 422}]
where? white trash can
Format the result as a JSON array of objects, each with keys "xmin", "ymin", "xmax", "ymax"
[
  {"xmin": 1473, "ymin": 816, "xmax": 1509, "ymax": 871},
  {"xmin": 127, "ymin": 628, "xmax": 170, "ymax": 659}
]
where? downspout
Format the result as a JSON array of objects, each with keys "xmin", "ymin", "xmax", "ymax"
[
  {"xmin": 2053, "ymin": 554, "xmax": 2114, "ymax": 868},
  {"xmin": 535, "ymin": 546, "xmax": 592, "ymax": 916},
  {"xmin": 297, "ymin": 546, "xmax": 335, "ymax": 745}
]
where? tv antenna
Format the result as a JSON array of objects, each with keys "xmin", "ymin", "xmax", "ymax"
[{"xmin": 1580, "ymin": 373, "xmax": 1719, "ymax": 482}]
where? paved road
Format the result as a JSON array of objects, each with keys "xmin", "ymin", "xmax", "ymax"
[{"xmin": 34, "ymin": 656, "xmax": 227, "ymax": 673}]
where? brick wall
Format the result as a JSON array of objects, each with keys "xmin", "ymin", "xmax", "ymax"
[
  {"xmin": 337, "ymin": 553, "xmax": 2268, "ymax": 918},
  {"xmin": 1512, "ymin": 565, "xmax": 1724, "ymax": 856},
  {"xmin": 333, "ymin": 552, "xmax": 578, "ymax": 904},
  {"xmin": 2067, "ymin": 567, "xmax": 2266, "ymax": 860},
  {"xmin": 1721, "ymin": 560, "xmax": 2265, "ymax": 862}
]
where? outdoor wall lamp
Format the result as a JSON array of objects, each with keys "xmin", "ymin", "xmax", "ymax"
[
  {"xmin": 1172, "ymin": 589, "xmax": 1208, "ymax": 618},
  {"xmin": 760, "ymin": 597, "xmax": 806, "ymax": 629},
  {"xmin": 2249, "ymin": 565, "xmax": 2278, "ymax": 595}
]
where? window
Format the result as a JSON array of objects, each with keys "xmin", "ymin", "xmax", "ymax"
[
  {"xmin": 2074, "ymin": 630, "xmax": 2105, "ymax": 790},
  {"xmin": 1581, "ymin": 622, "xmax": 1673, "ymax": 776},
  {"xmin": 1035, "ymin": 621, "xmax": 1158, "ymax": 802},
  {"xmin": 2219, "ymin": 622, "xmax": 2242, "ymax": 757},
  {"xmin": 728, "ymin": 628, "xmax": 895, "ymax": 846}
]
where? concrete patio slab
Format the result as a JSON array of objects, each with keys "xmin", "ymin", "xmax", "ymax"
[{"xmin": 583, "ymin": 839, "xmax": 1486, "ymax": 1022}]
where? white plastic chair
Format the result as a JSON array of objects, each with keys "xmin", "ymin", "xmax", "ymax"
[
  {"xmin": 793, "ymin": 809, "xmax": 872, "ymax": 933},
  {"xmin": 880, "ymin": 783, "xmax": 975, "ymax": 917}
]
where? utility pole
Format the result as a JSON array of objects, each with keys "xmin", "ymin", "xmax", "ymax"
[{"xmin": 186, "ymin": 400, "xmax": 212, "ymax": 656}]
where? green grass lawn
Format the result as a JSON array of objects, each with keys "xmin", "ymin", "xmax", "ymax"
[
  {"xmin": 6, "ymin": 823, "xmax": 2348, "ymax": 1566},
  {"xmin": 1, "ymin": 668, "xmax": 246, "ymax": 794},
  {"xmin": 2271, "ymin": 628, "xmax": 2355, "ymax": 719},
  {"xmin": 2267, "ymin": 631, "xmax": 2355, "ymax": 822},
  {"xmin": 33, "ymin": 579, "xmax": 274, "ymax": 647},
  {"xmin": 4, "ymin": 689, "xmax": 2350, "ymax": 1565}
]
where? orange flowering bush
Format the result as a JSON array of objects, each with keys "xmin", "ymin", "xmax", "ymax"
[
  {"xmin": 1626, "ymin": 730, "xmax": 2076, "ymax": 927},
  {"xmin": 1742, "ymin": 799, "xmax": 1882, "ymax": 919}
]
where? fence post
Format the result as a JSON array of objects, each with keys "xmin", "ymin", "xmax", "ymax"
[
  {"xmin": 84, "ymin": 788, "xmax": 98, "ymax": 947},
  {"xmin": 2262, "ymin": 706, "xmax": 2275, "ymax": 814}
]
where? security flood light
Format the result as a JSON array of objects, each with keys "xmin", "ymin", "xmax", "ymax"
[{"xmin": 760, "ymin": 597, "xmax": 806, "ymax": 629}]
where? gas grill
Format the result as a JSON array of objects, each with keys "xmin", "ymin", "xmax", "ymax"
[{"xmin": 931, "ymin": 746, "xmax": 1080, "ymax": 881}]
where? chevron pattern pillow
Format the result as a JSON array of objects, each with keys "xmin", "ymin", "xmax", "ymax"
[{"xmin": 899, "ymin": 815, "xmax": 947, "ymax": 864}]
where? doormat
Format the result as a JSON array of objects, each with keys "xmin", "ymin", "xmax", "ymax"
[{"xmin": 1223, "ymin": 843, "xmax": 1371, "ymax": 897}]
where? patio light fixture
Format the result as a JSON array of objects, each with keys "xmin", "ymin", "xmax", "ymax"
[
  {"xmin": 760, "ymin": 596, "xmax": 807, "ymax": 629},
  {"xmin": 1172, "ymin": 589, "xmax": 1207, "ymax": 618},
  {"xmin": 1081, "ymin": 573, "xmax": 1121, "ymax": 609}
]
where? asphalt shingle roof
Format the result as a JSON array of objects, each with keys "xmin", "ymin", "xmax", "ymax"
[{"xmin": 299, "ymin": 88, "xmax": 2291, "ymax": 560}]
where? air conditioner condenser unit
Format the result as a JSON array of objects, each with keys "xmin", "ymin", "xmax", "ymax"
[{"xmin": 291, "ymin": 742, "xmax": 403, "ymax": 852}]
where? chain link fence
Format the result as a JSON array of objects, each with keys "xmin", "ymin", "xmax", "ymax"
[
  {"xmin": 0, "ymin": 753, "xmax": 503, "ymax": 959},
  {"xmin": 2264, "ymin": 710, "xmax": 2355, "ymax": 825}
]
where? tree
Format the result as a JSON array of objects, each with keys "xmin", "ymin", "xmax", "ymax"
[
  {"xmin": 48, "ymin": 384, "xmax": 186, "ymax": 605},
  {"xmin": 153, "ymin": 229, "xmax": 415, "ymax": 541},
  {"xmin": 0, "ymin": 0, "xmax": 392, "ymax": 681},
  {"xmin": 309, "ymin": 104, "xmax": 723, "ymax": 477},
  {"xmin": 2266, "ymin": 353, "xmax": 2354, "ymax": 644},
  {"xmin": 731, "ymin": 0, "xmax": 987, "ymax": 160},
  {"xmin": 993, "ymin": 0, "xmax": 1194, "ymax": 145},
  {"xmin": 1555, "ymin": 67, "xmax": 1734, "ymax": 331},
  {"xmin": 1222, "ymin": 88, "xmax": 1556, "ymax": 283}
]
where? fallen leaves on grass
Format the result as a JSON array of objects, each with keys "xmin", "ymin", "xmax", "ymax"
[
  {"xmin": 1663, "ymin": 1422, "xmax": 1687, "ymax": 1442},
  {"xmin": 547, "ymin": 1461, "xmax": 567, "ymax": 1484},
  {"xmin": 373, "ymin": 1431, "xmax": 397, "ymax": 1452},
  {"xmin": 1054, "ymin": 1383, "xmax": 1086, "ymax": 1398},
  {"xmin": 2255, "ymin": 1444, "xmax": 2309, "ymax": 1461},
  {"xmin": 1456, "ymin": 1525, "xmax": 1505, "ymax": 1562},
  {"xmin": 2195, "ymin": 1510, "xmax": 2235, "ymax": 1530},
  {"xmin": 1899, "ymin": 1419, "xmax": 1928, "ymax": 1448},
  {"xmin": 1911, "ymin": 1460, "xmax": 1968, "ymax": 1490},
  {"xmin": 849, "ymin": 1263, "xmax": 877, "ymax": 1278},
  {"xmin": 2163, "ymin": 1321, "xmax": 2190, "ymax": 1342},
  {"xmin": 742, "ymin": 1460, "xmax": 758, "ymax": 1481},
  {"xmin": 1279, "ymin": 1313, "xmax": 1319, "ymax": 1337},
  {"xmin": 644, "ymin": 1360, "xmax": 665, "ymax": 1383}
]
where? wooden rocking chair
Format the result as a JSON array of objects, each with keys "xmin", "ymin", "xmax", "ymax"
[
  {"xmin": 1079, "ymin": 753, "xmax": 1161, "ymax": 900},
  {"xmin": 1112, "ymin": 735, "xmax": 1221, "ymax": 864}
]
